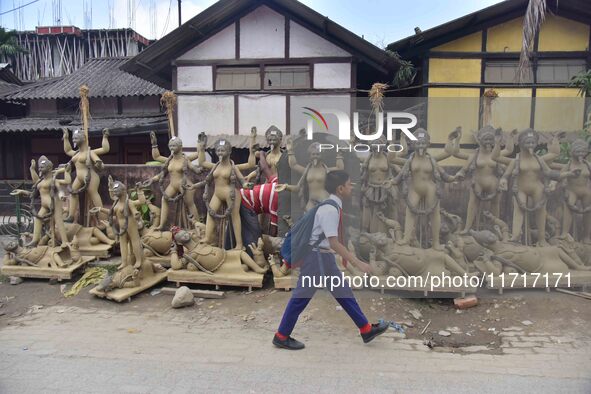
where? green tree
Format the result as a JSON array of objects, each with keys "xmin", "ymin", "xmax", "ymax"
[{"xmin": 0, "ymin": 27, "xmax": 28, "ymax": 62}]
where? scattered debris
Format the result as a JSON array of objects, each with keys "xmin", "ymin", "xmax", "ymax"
[
  {"xmin": 150, "ymin": 288, "xmax": 162, "ymax": 296},
  {"xmin": 502, "ymin": 326, "xmax": 523, "ymax": 331},
  {"xmin": 420, "ymin": 320, "xmax": 431, "ymax": 335},
  {"xmin": 409, "ymin": 309, "xmax": 422, "ymax": 320},
  {"xmin": 64, "ymin": 268, "xmax": 107, "ymax": 297},
  {"xmin": 9, "ymin": 276, "xmax": 23, "ymax": 285},
  {"xmin": 447, "ymin": 326, "xmax": 462, "ymax": 334},
  {"xmin": 521, "ymin": 320, "xmax": 533, "ymax": 326},
  {"xmin": 127, "ymin": 328, "xmax": 139, "ymax": 334},
  {"xmin": 171, "ymin": 286, "xmax": 195, "ymax": 308},
  {"xmin": 423, "ymin": 338, "xmax": 434, "ymax": 349},
  {"xmin": 438, "ymin": 330, "xmax": 451, "ymax": 337},
  {"xmin": 399, "ymin": 320, "xmax": 414, "ymax": 328},
  {"xmin": 454, "ymin": 295, "xmax": 478, "ymax": 309},
  {"xmin": 28, "ymin": 305, "xmax": 44, "ymax": 313},
  {"xmin": 162, "ymin": 287, "xmax": 225, "ymax": 299}
]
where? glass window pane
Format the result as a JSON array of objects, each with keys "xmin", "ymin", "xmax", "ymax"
[
  {"xmin": 536, "ymin": 59, "xmax": 586, "ymax": 83},
  {"xmin": 484, "ymin": 61, "xmax": 532, "ymax": 83},
  {"xmin": 264, "ymin": 65, "xmax": 310, "ymax": 89},
  {"xmin": 216, "ymin": 67, "xmax": 260, "ymax": 90}
]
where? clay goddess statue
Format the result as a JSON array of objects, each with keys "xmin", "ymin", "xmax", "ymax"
[
  {"xmin": 493, "ymin": 129, "xmax": 579, "ymax": 245},
  {"xmin": 285, "ymin": 138, "xmax": 344, "ymax": 211},
  {"xmin": 62, "ymin": 128, "xmax": 110, "ymax": 223},
  {"xmin": 197, "ymin": 129, "xmax": 257, "ymax": 250},
  {"xmin": 144, "ymin": 132, "xmax": 202, "ymax": 229},
  {"xmin": 389, "ymin": 128, "xmax": 460, "ymax": 249},
  {"xmin": 451, "ymin": 126, "xmax": 516, "ymax": 233},
  {"xmin": 90, "ymin": 178, "xmax": 143, "ymax": 270},
  {"xmin": 550, "ymin": 139, "xmax": 591, "ymax": 242},
  {"xmin": 11, "ymin": 157, "xmax": 71, "ymax": 247},
  {"xmin": 359, "ymin": 138, "xmax": 401, "ymax": 233}
]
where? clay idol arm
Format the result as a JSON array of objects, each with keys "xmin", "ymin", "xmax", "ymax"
[
  {"xmin": 500, "ymin": 130, "xmax": 517, "ymax": 156},
  {"xmin": 491, "ymin": 137, "xmax": 512, "ymax": 165},
  {"xmin": 92, "ymin": 129, "xmax": 111, "ymax": 155},
  {"xmin": 62, "ymin": 128, "xmax": 76, "ymax": 157},
  {"xmin": 328, "ymin": 151, "xmax": 345, "ymax": 172},
  {"xmin": 197, "ymin": 144, "xmax": 215, "ymax": 170},
  {"xmin": 542, "ymin": 134, "xmax": 560, "ymax": 163},
  {"xmin": 29, "ymin": 160, "xmax": 39, "ymax": 182}
]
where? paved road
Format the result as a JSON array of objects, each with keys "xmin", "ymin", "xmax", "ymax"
[{"xmin": 0, "ymin": 305, "xmax": 590, "ymax": 393}]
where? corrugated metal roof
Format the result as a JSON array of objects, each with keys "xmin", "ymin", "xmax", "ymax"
[
  {"xmin": 2, "ymin": 57, "xmax": 165, "ymax": 100},
  {"xmin": 0, "ymin": 114, "xmax": 167, "ymax": 134},
  {"xmin": 122, "ymin": 0, "xmax": 400, "ymax": 88},
  {"xmin": 0, "ymin": 80, "xmax": 21, "ymax": 95}
]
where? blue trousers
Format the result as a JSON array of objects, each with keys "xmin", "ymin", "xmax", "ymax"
[{"xmin": 277, "ymin": 252, "xmax": 369, "ymax": 336}]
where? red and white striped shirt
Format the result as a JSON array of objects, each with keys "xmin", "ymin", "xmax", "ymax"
[{"xmin": 240, "ymin": 176, "xmax": 279, "ymax": 227}]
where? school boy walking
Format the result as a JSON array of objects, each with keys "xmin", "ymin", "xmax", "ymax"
[{"xmin": 273, "ymin": 170, "xmax": 388, "ymax": 350}]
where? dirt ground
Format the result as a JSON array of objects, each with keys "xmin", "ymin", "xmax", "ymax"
[{"xmin": 1, "ymin": 266, "xmax": 590, "ymax": 355}]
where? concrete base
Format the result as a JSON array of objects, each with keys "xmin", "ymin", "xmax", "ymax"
[
  {"xmin": 167, "ymin": 250, "xmax": 265, "ymax": 289},
  {"xmin": 1, "ymin": 256, "xmax": 95, "ymax": 280},
  {"xmin": 273, "ymin": 274, "xmax": 296, "ymax": 290}
]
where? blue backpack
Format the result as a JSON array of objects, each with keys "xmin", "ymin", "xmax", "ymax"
[{"xmin": 280, "ymin": 199, "xmax": 340, "ymax": 268}]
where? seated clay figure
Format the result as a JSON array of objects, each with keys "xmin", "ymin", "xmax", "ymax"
[
  {"xmin": 363, "ymin": 232, "xmax": 469, "ymax": 278},
  {"xmin": 3, "ymin": 239, "xmax": 81, "ymax": 268},
  {"xmin": 170, "ymin": 228, "xmax": 267, "ymax": 274},
  {"xmin": 470, "ymin": 230, "xmax": 591, "ymax": 275}
]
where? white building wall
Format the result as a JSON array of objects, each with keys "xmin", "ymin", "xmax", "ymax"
[
  {"xmin": 177, "ymin": 66, "xmax": 213, "ymax": 91},
  {"xmin": 177, "ymin": 95, "xmax": 235, "ymax": 145},
  {"xmin": 238, "ymin": 95, "xmax": 286, "ymax": 133},
  {"xmin": 313, "ymin": 63, "xmax": 351, "ymax": 89},
  {"xmin": 178, "ymin": 23, "xmax": 236, "ymax": 60},
  {"xmin": 239, "ymin": 6, "xmax": 285, "ymax": 58},
  {"xmin": 290, "ymin": 94, "xmax": 352, "ymax": 137},
  {"xmin": 289, "ymin": 21, "xmax": 351, "ymax": 58}
]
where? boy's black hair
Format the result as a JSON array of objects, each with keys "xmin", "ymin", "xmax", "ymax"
[{"xmin": 325, "ymin": 170, "xmax": 350, "ymax": 194}]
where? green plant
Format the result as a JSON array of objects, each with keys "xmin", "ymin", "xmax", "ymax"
[
  {"xmin": 386, "ymin": 50, "xmax": 416, "ymax": 89},
  {"xmin": 130, "ymin": 189, "xmax": 154, "ymax": 227},
  {"xmin": 569, "ymin": 70, "xmax": 591, "ymax": 97},
  {"xmin": 0, "ymin": 27, "xmax": 28, "ymax": 61},
  {"xmin": 555, "ymin": 129, "xmax": 591, "ymax": 164}
]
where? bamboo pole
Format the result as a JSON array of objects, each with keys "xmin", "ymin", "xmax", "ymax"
[
  {"xmin": 161, "ymin": 91, "xmax": 177, "ymax": 138},
  {"xmin": 79, "ymin": 85, "xmax": 90, "ymax": 139}
]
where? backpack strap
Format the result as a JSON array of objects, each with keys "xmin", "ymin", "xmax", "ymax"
[{"xmin": 310, "ymin": 199, "xmax": 341, "ymax": 249}]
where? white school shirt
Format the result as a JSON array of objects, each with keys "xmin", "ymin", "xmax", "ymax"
[{"xmin": 309, "ymin": 194, "xmax": 342, "ymax": 250}]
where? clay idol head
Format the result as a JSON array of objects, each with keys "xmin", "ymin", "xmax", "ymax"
[
  {"xmin": 411, "ymin": 128, "xmax": 430, "ymax": 155},
  {"xmin": 476, "ymin": 126, "xmax": 496, "ymax": 150},
  {"xmin": 570, "ymin": 138, "xmax": 589, "ymax": 160},
  {"xmin": 265, "ymin": 126, "xmax": 283, "ymax": 149},
  {"xmin": 518, "ymin": 129, "xmax": 539, "ymax": 155},
  {"xmin": 72, "ymin": 129, "xmax": 86, "ymax": 148},
  {"xmin": 215, "ymin": 139, "xmax": 232, "ymax": 159},
  {"xmin": 168, "ymin": 136, "xmax": 183, "ymax": 154},
  {"xmin": 307, "ymin": 142, "xmax": 322, "ymax": 164},
  {"xmin": 37, "ymin": 155, "xmax": 53, "ymax": 174},
  {"xmin": 110, "ymin": 180, "xmax": 127, "ymax": 198}
]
